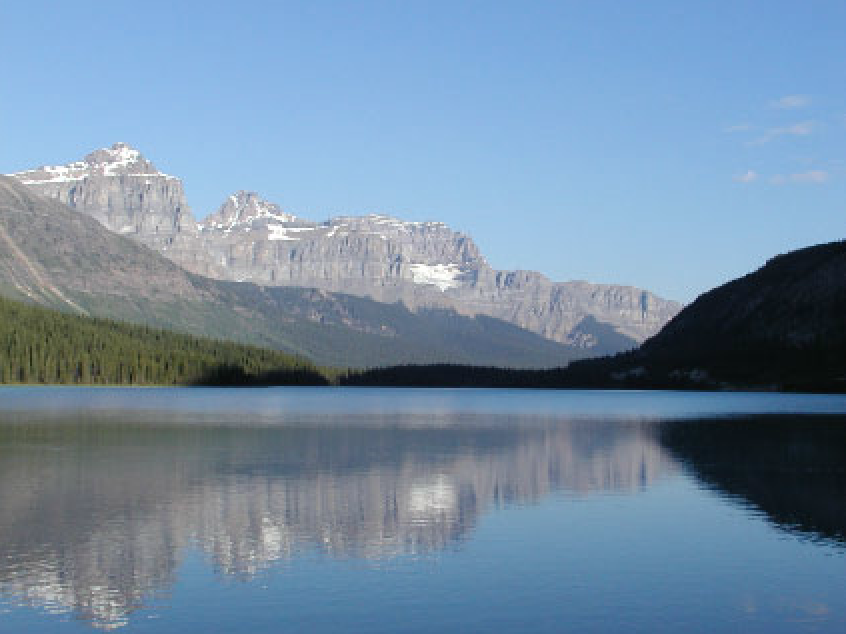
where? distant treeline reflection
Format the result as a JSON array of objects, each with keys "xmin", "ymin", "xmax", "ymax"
[{"xmin": 660, "ymin": 415, "xmax": 846, "ymax": 543}]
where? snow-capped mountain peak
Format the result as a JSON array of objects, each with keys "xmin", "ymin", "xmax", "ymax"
[
  {"xmin": 11, "ymin": 142, "xmax": 173, "ymax": 185},
  {"xmin": 201, "ymin": 191, "xmax": 299, "ymax": 231},
  {"xmin": 83, "ymin": 142, "xmax": 148, "ymax": 171},
  {"xmin": 7, "ymin": 143, "xmax": 682, "ymax": 349}
]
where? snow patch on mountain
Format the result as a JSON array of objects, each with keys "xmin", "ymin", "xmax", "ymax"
[
  {"xmin": 267, "ymin": 225, "xmax": 316, "ymax": 241},
  {"xmin": 200, "ymin": 191, "xmax": 300, "ymax": 232},
  {"xmin": 10, "ymin": 143, "xmax": 176, "ymax": 185},
  {"xmin": 328, "ymin": 214, "xmax": 447, "ymax": 235},
  {"xmin": 409, "ymin": 263, "xmax": 462, "ymax": 291},
  {"xmin": 14, "ymin": 163, "xmax": 89, "ymax": 185}
]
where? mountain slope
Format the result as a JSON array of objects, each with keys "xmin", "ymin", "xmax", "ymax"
[
  {"xmin": 9, "ymin": 143, "xmax": 679, "ymax": 352},
  {"xmin": 564, "ymin": 240, "xmax": 846, "ymax": 390},
  {"xmin": 0, "ymin": 175, "xmax": 583, "ymax": 368}
]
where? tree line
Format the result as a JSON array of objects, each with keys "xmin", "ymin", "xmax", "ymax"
[{"xmin": 0, "ymin": 296, "xmax": 327, "ymax": 386}]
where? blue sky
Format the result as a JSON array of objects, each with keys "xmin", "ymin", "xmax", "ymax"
[{"xmin": 2, "ymin": 1, "xmax": 844, "ymax": 302}]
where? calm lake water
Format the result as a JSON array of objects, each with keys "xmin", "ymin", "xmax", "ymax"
[{"xmin": 1, "ymin": 387, "xmax": 845, "ymax": 633}]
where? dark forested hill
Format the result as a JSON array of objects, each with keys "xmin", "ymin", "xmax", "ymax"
[{"xmin": 562, "ymin": 240, "xmax": 846, "ymax": 391}]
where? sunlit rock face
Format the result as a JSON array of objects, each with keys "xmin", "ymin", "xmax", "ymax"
[
  {"xmin": 198, "ymin": 205, "xmax": 482, "ymax": 305},
  {"xmin": 8, "ymin": 143, "xmax": 217, "ymax": 278},
  {"xmin": 9, "ymin": 145, "xmax": 680, "ymax": 352},
  {"xmin": 195, "ymin": 195, "xmax": 678, "ymax": 348},
  {"xmin": 12, "ymin": 143, "xmax": 191, "ymax": 243},
  {"xmin": 0, "ymin": 419, "xmax": 673, "ymax": 629}
]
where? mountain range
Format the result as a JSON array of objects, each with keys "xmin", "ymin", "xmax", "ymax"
[
  {"xmin": 8, "ymin": 143, "xmax": 680, "ymax": 359},
  {"xmin": 0, "ymin": 174, "xmax": 598, "ymax": 367}
]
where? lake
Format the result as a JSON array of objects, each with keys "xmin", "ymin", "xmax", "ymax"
[{"xmin": 0, "ymin": 387, "xmax": 845, "ymax": 633}]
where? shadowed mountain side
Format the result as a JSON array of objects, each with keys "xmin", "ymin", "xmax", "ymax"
[
  {"xmin": 0, "ymin": 419, "xmax": 671, "ymax": 629},
  {"xmin": 567, "ymin": 315, "xmax": 641, "ymax": 356},
  {"xmin": 559, "ymin": 240, "xmax": 846, "ymax": 391},
  {"xmin": 0, "ymin": 175, "xmax": 589, "ymax": 368},
  {"xmin": 660, "ymin": 415, "xmax": 846, "ymax": 544}
]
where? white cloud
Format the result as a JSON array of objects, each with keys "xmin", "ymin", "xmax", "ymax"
[
  {"xmin": 790, "ymin": 170, "xmax": 829, "ymax": 184},
  {"xmin": 749, "ymin": 120, "xmax": 815, "ymax": 145},
  {"xmin": 783, "ymin": 121, "xmax": 815, "ymax": 135},
  {"xmin": 770, "ymin": 170, "xmax": 829, "ymax": 185},
  {"xmin": 733, "ymin": 170, "xmax": 758, "ymax": 183},
  {"xmin": 724, "ymin": 123, "xmax": 751, "ymax": 133},
  {"xmin": 770, "ymin": 95, "xmax": 811, "ymax": 109}
]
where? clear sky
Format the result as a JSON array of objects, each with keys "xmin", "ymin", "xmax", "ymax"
[{"xmin": 2, "ymin": 1, "xmax": 844, "ymax": 302}]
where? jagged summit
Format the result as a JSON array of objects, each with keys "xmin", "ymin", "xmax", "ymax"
[
  {"xmin": 12, "ymin": 142, "xmax": 173, "ymax": 185},
  {"xmin": 6, "ymin": 143, "xmax": 195, "ymax": 255},
  {"xmin": 201, "ymin": 191, "xmax": 300, "ymax": 231},
  {"xmin": 7, "ymin": 144, "xmax": 682, "ymax": 351},
  {"xmin": 82, "ymin": 142, "xmax": 158, "ymax": 174}
]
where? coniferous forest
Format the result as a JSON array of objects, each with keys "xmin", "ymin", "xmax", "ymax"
[{"xmin": 0, "ymin": 296, "xmax": 327, "ymax": 386}]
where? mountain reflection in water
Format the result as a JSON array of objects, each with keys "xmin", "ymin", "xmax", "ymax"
[
  {"xmin": 1, "ymin": 408, "xmax": 845, "ymax": 630},
  {"xmin": 0, "ymin": 415, "xmax": 668, "ymax": 629},
  {"xmin": 660, "ymin": 415, "xmax": 846, "ymax": 544}
]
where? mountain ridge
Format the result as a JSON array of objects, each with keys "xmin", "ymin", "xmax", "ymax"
[
  {"xmin": 342, "ymin": 239, "xmax": 846, "ymax": 391},
  {"xmin": 8, "ymin": 143, "xmax": 680, "ymax": 351},
  {"xmin": 0, "ymin": 174, "xmax": 593, "ymax": 368}
]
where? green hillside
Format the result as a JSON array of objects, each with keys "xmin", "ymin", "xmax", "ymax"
[{"xmin": 0, "ymin": 295, "xmax": 327, "ymax": 386}]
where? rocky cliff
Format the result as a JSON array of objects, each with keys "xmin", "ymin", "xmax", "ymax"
[
  {"xmin": 11, "ymin": 143, "xmax": 215, "ymax": 277},
  {"xmin": 0, "ymin": 175, "xmax": 586, "ymax": 368},
  {"xmin": 196, "ymin": 195, "xmax": 679, "ymax": 348},
  {"xmin": 9, "ymin": 144, "xmax": 681, "ymax": 353}
]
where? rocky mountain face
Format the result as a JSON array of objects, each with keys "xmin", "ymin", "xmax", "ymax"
[
  {"xmin": 12, "ymin": 143, "xmax": 191, "ymax": 243},
  {"xmin": 0, "ymin": 175, "xmax": 588, "ymax": 367},
  {"xmin": 196, "ymin": 195, "xmax": 679, "ymax": 348},
  {"xmin": 9, "ymin": 144, "xmax": 680, "ymax": 352},
  {"xmin": 11, "ymin": 143, "xmax": 215, "ymax": 277}
]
